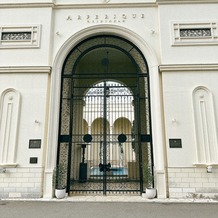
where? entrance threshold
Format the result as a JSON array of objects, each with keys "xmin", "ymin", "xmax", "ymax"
[
  {"xmin": 64, "ymin": 195, "xmax": 148, "ymax": 202},
  {"xmin": 69, "ymin": 191, "xmax": 140, "ymax": 197}
]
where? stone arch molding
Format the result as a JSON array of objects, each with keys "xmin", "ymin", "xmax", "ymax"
[
  {"xmin": 44, "ymin": 24, "xmax": 162, "ymax": 198},
  {"xmin": 48, "ymin": 24, "xmax": 159, "ymax": 167},
  {"xmin": 192, "ymin": 86, "xmax": 218, "ymax": 164},
  {"xmin": 0, "ymin": 88, "xmax": 21, "ymax": 167}
]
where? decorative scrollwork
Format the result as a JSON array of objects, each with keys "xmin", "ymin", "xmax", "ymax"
[
  {"xmin": 180, "ymin": 28, "xmax": 211, "ymax": 38},
  {"xmin": 2, "ymin": 32, "xmax": 31, "ymax": 41}
]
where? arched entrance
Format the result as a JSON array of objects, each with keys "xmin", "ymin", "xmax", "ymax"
[{"xmin": 57, "ymin": 35, "xmax": 153, "ymax": 196}]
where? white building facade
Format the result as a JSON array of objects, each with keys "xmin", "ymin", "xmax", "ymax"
[{"xmin": 0, "ymin": 0, "xmax": 218, "ymax": 199}]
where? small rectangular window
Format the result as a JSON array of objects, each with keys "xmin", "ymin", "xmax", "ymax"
[
  {"xmin": 180, "ymin": 28, "xmax": 211, "ymax": 38},
  {"xmin": 1, "ymin": 32, "xmax": 32, "ymax": 41},
  {"xmin": 0, "ymin": 25, "xmax": 40, "ymax": 48},
  {"xmin": 172, "ymin": 22, "xmax": 218, "ymax": 45}
]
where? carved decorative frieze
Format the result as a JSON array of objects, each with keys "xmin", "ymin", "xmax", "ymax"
[
  {"xmin": 180, "ymin": 28, "xmax": 211, "ymax": 38},
  {"xmin": 2, "ymin": 32, "xmax": 32, "ymax": 41}
]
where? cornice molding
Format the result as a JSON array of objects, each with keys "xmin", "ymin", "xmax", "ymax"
[
  {"xmin": 0, "ymin": 2, "xmax": 157, "ymax": 9},
  {"xmin": 55, "ymin": 3, "xmax": 156, "ymax": 9},
  {"xmin": 159, "ymin": 64, "xmax": 218, "ymax": 72},
  {"xmin": 157, "ymin": 0, "xmax": 218, "ymax": 4},
  {"xmin": 0, "ymin": 163, "xmax": 18, "ymax": 168},
  {"xmin": 0, "ymin": 1, "xmax": 218, "ymax": 9},
  {"xmin": 0, "ymin": 3, "xmax": 53, "ymax": 8},
  {"xmin": 0, "ymin": 66, "xmax": 52, "ymax": 73}
]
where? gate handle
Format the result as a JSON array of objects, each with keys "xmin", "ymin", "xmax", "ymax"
[{"xmin": 99, "ymin": 163, "xmax": 111, "ymax": 172}]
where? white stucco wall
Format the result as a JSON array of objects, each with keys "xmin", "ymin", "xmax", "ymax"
[
  {"xmin": 162, "ymin": 70, "xmax": 218, "ymax": 167},
  {"xmin": 0, "ymin": 8, "xmax": 53, "ymax": 66},
  {"xmin": 168, "ymin": 167, "xmax": 218, "ymax": 199},
  {"xmin": 51, "ymin": 7, "xmax": 160, "ymax": 64},
  {"xmin": 162, "ymin": 69, "xmax": 218, "ymax": 198},
  {"xmin": 159, "ymin": 4, "xmax": 218, "ymax": 64},
  {"xmin": 0, "ymin": 72, "xmax": 49, "ymax": 198},
  {"xmin": 0, "ymin": 0, "xmax": 218, "ymax": 199}
]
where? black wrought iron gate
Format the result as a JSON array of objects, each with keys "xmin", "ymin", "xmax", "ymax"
[{"xmin": 57, "ymin": 35, "xmax": 153, "ymax": 196}]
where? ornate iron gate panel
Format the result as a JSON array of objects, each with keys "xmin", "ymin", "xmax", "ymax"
[
  {"xmin": 67, "ymin": 80, "xmax": 141, "ymax": 195},
  {"xmin": 57, "ymin": 35, "xmax": 153, "ymax": 196}
]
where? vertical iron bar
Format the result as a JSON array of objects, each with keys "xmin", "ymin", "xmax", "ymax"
[
  {"xmin": 66, "ymin": 79, "xmax": 73, "ymax": 193},
  {"xmin": 147, "ymin": 69, "xmax": 154, "ymax": 188},
  {"xmin": 137, "ymin": 76, "xmax": 144, "ymax": 194},
  {"xmin": 57, "ymin": 77, "xmax": 64, "ymax": 166},
  {"xmin": 103, "ymin": 81, "xmax": 107, "ymax": 195}
]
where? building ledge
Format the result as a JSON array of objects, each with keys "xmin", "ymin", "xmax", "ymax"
[
  {"xmin": 0, "ymin": 163, "xmax": 18, "ymax": 168},
  {"xmin": 159, "ymin": 64, "xmax": 218, "ymax": 72},
  {"xmin": 0, "ymin": 1, "xmax": 157, "ymax": 9},
  {"xmin": 193, "ymin": 163, "xmax": 218, "ymax": 167},
  {"xmin": 0, "ymin": 66, "xmax": 51, "ymax": 74}
]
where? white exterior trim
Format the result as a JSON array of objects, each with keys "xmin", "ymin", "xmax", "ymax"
[
  {"xmin": 0, "ymin": 25, "xmax": 41, "ymax": 49},
  {"xmin": 44, "ymin": 24, "xmax": 167, "ymax": 198},
  {"xmin": 159, "ymin": 64, "xmax": 218, "ymax": 72},
  {"xmin": 0, "ymin": 66, "xmax": 51, "ymax": 74},
  {"xmin": 171, "ymin": 21, "xmax": 218, "ymax": 46}
]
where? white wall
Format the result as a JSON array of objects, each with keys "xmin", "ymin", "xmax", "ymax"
[
  {"xmin": 159, "ymin": 4, "xmax": 218, "ymax": 64},
  {"xmin": 1, "ymin": 0, "xmax": 218, "ymax": 199},
  {"xmin": 51, "ymin": 7, "xmax": 160, "ymax": 64},
  {"xmin": 0, "ymin": 73, "xmax": 48, "ymax": 167},
  {"xmin": 0, "ymin": 8, "xmax": 53, "ymax": 66},
  {"xmin": 162, "ymin": 70, "xmax": 218, "ymax": 167},
  {"xmin": 0, "ymin": 72, "xmax": 49, "ymax": 198}
]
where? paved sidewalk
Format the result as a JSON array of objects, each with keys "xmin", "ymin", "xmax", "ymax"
[
  {"xmin": 1, "ymin": 197, "xmax": 218, "ymax": 218},
  {"xmin": 55, "ymin": 195, "xmax": 218, "ymax": 203},
  {"xmin": 2, "ymin": 195, "xmax": 218, "ymax": 203}
]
